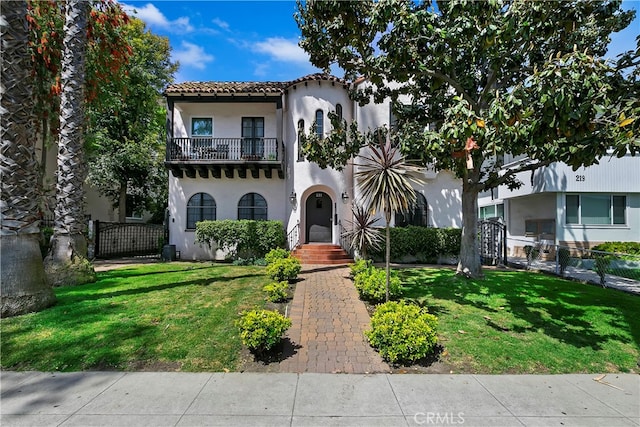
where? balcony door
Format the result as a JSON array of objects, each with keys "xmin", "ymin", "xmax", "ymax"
[{"xmin": 242, "ymin": 117, "xmax": 264, "ymax": 158}]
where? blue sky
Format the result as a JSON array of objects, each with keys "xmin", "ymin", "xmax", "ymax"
[{"xmin": 121, "ymin": 1, "xmax": 639, "ymax": 84}]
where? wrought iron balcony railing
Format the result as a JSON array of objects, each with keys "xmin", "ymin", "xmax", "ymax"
[{"xmin": 166, "ymin": 137, "xmax": 281, "ymax": 162}]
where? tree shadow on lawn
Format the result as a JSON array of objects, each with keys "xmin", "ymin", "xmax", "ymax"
[
  {"xmin": 399, "ymin": 269, "xmax": 638, "ymax": 351},
  {"xmin": 95, "ymin": 263, "xmax": 222, "ymax": 280},
  {"xmin": 59, "ymin": 273, "xmax": 265, "ymax": 303}
]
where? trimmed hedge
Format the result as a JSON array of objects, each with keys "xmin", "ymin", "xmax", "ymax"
[
  {"xmin": 370, "ymin": 226, "xmax": 461, "ymax": 263},
  {"xmin": 354, "ymin": 267, "xmax": 402, "ymax": 303},
  {"xmin": 195, "ymin": 220, "xmax": 285, "ymax": 259},
  {"xmin": 591, "ymin": 242, "xmax": 640, "ymax": 256},
  {"xmin": 236, "ymin": 309, "xmax": 291, "ymax": 354},
  {"xmin": 366, "ymin": 301, "xmax": 439, "ymax": 364}
]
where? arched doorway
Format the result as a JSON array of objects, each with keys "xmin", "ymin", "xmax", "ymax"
[{"xmin": 305, "ymin": 191, "xmax": 332, "ymax": 243}]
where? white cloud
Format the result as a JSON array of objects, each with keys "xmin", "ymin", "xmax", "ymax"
[
  {"xmin": 120, "ymin": 2, "xmax": 194, "ymax": 33},
  {"xmin": 212, "ymin": 17, "xmax": 230, "ymax": 31},
  {"xmin": 253, "ymin": 37, "xmax": 311, "ymax": 65},
  {"xmin": 173, "ymin": 41, "xmax": 214, "ymax": 70}
]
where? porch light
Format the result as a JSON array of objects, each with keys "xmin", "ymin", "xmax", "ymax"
[
  {"xmin": 341, "ymin": 191, "xmax": 349, "ymax": 203},
  {"xmin": 289, "ymin": 191, "xmax": 297, "ymax": 205}
]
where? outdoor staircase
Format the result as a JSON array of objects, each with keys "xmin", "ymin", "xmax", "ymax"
[{"xmin": 292, "ymin": 244, "xmax": 353, "ymax": 265}]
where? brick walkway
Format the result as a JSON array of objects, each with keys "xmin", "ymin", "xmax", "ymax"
[{"xmin": 279, "ymin": 265, "xmax": 390, "ymax": 374}]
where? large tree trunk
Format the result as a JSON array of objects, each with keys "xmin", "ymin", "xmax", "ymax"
[
  {"xmin": 1, "ymin": 0, "xmax": 56, "ymax": 316},
  {"xmin": 456, "ymin": 172, "xmax": 483, "ymax": 278},
  {"xmin": 44, "ymin": 0, "xmax": 95, "ymax": 286}
]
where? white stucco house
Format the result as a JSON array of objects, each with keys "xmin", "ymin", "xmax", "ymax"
[{"xmin": 164, "ymin": 73, "xmax": 463, "ymax": 260}]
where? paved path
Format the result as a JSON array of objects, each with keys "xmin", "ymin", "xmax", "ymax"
[
  {"xmin": 2, "ymin": 372, "xmax": 638, "ymax": 426},
  {"xmin": 279, "ymin": 265, "xmax": 390, "ymax": 374}
]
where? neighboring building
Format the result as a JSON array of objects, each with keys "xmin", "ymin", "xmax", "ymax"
[
  {"xmin": 164, "ymin": 74, "xmax": 463, "ymax": 260},
  {"xmin": 478, "ymin": 152, "xmax": 640, "ymax": 257}
]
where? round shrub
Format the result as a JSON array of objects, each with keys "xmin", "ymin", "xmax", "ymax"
[
  {"xmin": 365, "ymin": 301, "xmax": 438, "ymax": 364},
  {"xmin": 353, "ymin": 267, "xmax": 401, "ymax": 303},
  {"xmin": 262, "ymin": 281, "xmax": 289, "ymax": 302},
  {"xmin": 266, "ymin": 257, "xmax": 302, "ymax": 282},
  {"xmin": 265, "ymin": 248, "xmax": 291, "ymax": 265},
  {"xmin": 349, "ymin": 258, "xmax": 373, "ymax": 278},
  {"xmin": 236, "ymin": 309, "xmax": 292, "ymax": 354}
]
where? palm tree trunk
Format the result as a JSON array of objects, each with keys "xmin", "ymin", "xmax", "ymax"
[
  {"xmin": 1, "ymin": 0, "xmax": 56, "ymax": 316},
  {"xmin": 44, "ymin": 0, "xmax": 95, "ymax": 286},
  {"xmin": 384, "ymin": 208, "xmax": 391, "ymax": 302}
]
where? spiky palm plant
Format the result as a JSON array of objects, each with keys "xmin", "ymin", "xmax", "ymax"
[
  {"xmin": 44, "ymin": 0, "xmax": 95, "ymax": 286},
  {"xmin": 342, "ymin": 203, "xmax": 382, "ymax": 260},
  {"xmin": 1, "ymin": 0, "xmax": 56, "ymax": 316},
  {"xmin": 355, "ymin": 135, "xmax": 423, "ymax": 301}
]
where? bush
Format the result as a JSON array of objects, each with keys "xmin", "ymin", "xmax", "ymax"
[
  {"xmin": 195, "ymin": 220, "xmax": 285, "ymax": 260},
  {"xmin": 263, "ymin": 281, "xmax": 289, "ymax": 302},
  {"xmin": 365, "ymin": 301, "xmax": 438, "ymax": 364},
  {"xmin": 266, "ymin": 257, "xmax": 302, "ymax": 282},
  {"xmin": 265, "ymin": 248, "xmax": 290, "ymax": 265},
  {"xmin": 558, "ymin": 247, "xmax": 571, "ymax": 275},
  {"xmin": 232, "ymin": 257, "xmax": 267, "ymax": 266},
  {"xmin": 592, "ymin": 242, "xmax": 640, "ymax": 257},
  {"xmin": 354, "ymin": 267, "xmax": 401, "ymax": 303},
  {"xmin": 236, "ymin": 309, "xmax": 291, "ymax": 354},
  {"xmin": 370, "ymin": 227, "xmax": 462, "ymax": 263},
  {"xmin": 349, "ymin": 258, "xmax": 373, "ymax": 278},
  {"xmin": 594, "ymin": 255, "xmax": 612, "ymax": 286}
]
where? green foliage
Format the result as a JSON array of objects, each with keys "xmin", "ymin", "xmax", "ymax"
[
  {"xmin": 264, "ymin": 248, "xmax": 291, "ymax": 265},
  {"xmin": 265, "ymin": 257, "xmax": 302, "ymax": 283},
  {"xmin": 371, "ymin": 227, "xmax": 462, "ymax": 263},
  {"xmin": 524, "ymin": 245, "xmax": 540, "ymax": 268},
  {"xmin": 86, "ymin": 17, "xmax": 177, "ymax": 221},
  {"xmin": 195, "ymin": 220, "xmax": 285, "ymax": 260},
  {"xmin": 365, "ymin": 301, "xmax": 438, "ymax": 364},
  {"xmin": 558, "ymin": 247, "xmax": 571, "ymax": 275},
  {"xmin": 296, "ymin": 0, "xmax": 638, "ymax": 278},
  {"xmin": 349, "ymin": 258, "xmax": 373, "ymax": 278},
  {"xmin": 342, "ymin": 204, "xmax": 383, "ymax": 259},
  {"xmin": 592, "ymin": 242, "xmax": 640, "ymax": 256},
  {"xmin": 262, "ymin": 281, "xmax": 289, "ymax": 303},
  {"xmin": 354, "ymin": 267, "xmax": 401, "ymax": 303},
  {"xmin": 236, "ymin": 309, "xmax": 291, "ymax": 354},
  {"xmin": 232, "ymin": 257, "xmax": 267, "ymax": 266},
  {"xmin": 594, "ymin": 255, "xmax": 612, "ymax": 286}
]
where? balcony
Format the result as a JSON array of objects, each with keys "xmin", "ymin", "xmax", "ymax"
[{"xmin": 165, "ymin": 137, "xmax": 284, "ymax": 179}]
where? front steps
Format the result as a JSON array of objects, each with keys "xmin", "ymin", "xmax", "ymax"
[{"xmin": 292, "ymin": 244, "xmax": 353, "ymax": 265}]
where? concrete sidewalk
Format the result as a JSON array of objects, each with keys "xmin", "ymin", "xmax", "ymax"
[{"xmin": 1, "ymin": 371, "xmax": 638, "ymax": 426}]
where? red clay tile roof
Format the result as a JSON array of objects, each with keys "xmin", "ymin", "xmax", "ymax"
[{"xmin": 164, "ymin": 73, "xmax": 348, "ymax": 96}]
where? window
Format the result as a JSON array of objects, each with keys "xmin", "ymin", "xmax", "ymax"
[
  {"xmin": 238, "ymin": 193, "xmax": 267, "ymax": 220},
  {"xmin": 525, "ymin": 219, "xmax": 555, "ymax": 237},
  {"xmin": 566, "ymin": 194, "xmax": 626, "ymax": 225},
  {"xmin": 479, "ymin": 204, "xmax": 504, "ymax": 220},
  {"xmin": 335, "ymin": 104, "xmax": 343, "ymax": 121},
  {"xmin": 297, "ymin": 119, "xmax": 305, "ymax": 161},
  {"xmin": 241, "ymin": 117, "xmax": 264, "ymax": 158},
  {"xmin": 191, "ymin": 117, "xmax": 213, "ymax": 136},
  {"xmin": 315, "ymin": 109, "xmax": 323, "ymax": 137},
  {"xmin": 187, "ymin": 193, "xmax": 216, "ymax": 230},
  {"xmin": 395, "ymin": 192, "xmax": 428, "ymax": 227}
]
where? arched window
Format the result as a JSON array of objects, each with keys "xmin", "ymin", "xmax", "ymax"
[
  {"xmin": 187, "ymin": 193, "xmax": 216, "ymax": 230},
  {"xmin": 335, "ymin": 103, "xmax": 343, "ymax": 121},
  {"xmin": 315, "ymin": 109, "xmax": 323, "ymax": 137},
  {"xmin": 395, "ymin": 192, "xmax": 428, "ymax": 227},
  {"xmin": 297, "ymin": 119, "xmax": 305, "ymax": 161},
  {"xmin": 238, "ymin": 193, "xmax": 267, "ymax": 220}
]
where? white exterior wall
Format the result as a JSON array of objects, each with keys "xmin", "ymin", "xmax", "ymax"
[
  {"xmin": 168, "ymin": 173, "xmax": 286, "ymax": 260},
  {"xmin": 285, "ymin": 81, "xmax": 354, "ymax": 244}
]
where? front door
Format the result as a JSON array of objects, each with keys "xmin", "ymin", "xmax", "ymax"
[{"xmin": 306, "ymin": 192, "xmax": 332, "ymax": 243}]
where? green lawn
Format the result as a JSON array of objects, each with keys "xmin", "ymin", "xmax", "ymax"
[
  {"xmin": 1, "ymin": 263, "xmax": 270, "ymax": 372},
  {"xmin": 399, "ymin": 268, "xmax": 640, "ymax": 374}
]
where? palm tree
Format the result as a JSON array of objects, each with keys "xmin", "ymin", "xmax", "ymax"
[
  {"xmin": 1, "ymin": 0, "xmax": 56, "ymax": 316},
  {"xmin": 355, "ymin": 134, "xmax": 423, "ymax": 301},
  {"xmin": 44, "ymin": 0, "xmax": 96, "ymax": 286}
]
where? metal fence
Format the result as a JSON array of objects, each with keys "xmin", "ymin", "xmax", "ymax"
[
  {"xmin": 94, "ymin": 221, "xmax": 166, "ymax": 258},
  {"xmin": 506, "ymin": 237, "xmax": 640, "ymax": 287}
]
